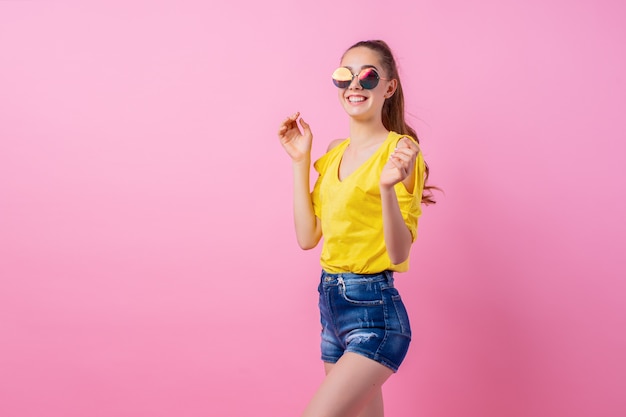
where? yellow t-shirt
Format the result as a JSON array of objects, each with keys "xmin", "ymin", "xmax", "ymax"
[{"xmin": 311, "ymin": 131, "xmax": 425, "ymax": 274}]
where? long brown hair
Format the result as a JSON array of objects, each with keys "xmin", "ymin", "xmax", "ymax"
[{"xmin": 344, "ymin": 40, "xmax": 437, "ymax": 204}]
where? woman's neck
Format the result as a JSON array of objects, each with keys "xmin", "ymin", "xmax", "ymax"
[{"xmin": 348, "ymin": 118, "xmax": 389, "ymax": 149}]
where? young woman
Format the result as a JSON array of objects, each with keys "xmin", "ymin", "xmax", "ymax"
[{"xmin": 278, "ymin": 40, "xmax": 435, "ymax": 417}]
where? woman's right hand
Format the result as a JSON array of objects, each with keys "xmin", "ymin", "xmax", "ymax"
[{"xmin": 278, "ymin": 112, "xmax": 313, "ymax": 162}]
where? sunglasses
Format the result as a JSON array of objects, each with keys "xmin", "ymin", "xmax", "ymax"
[{"xmin": 331, "ymin": 67, "xmax": 388, "ymax": 90}]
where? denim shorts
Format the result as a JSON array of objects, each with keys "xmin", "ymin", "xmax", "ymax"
[{"xmin": 318, "ymin": 270, "xmax": 412, "ymax": 372}]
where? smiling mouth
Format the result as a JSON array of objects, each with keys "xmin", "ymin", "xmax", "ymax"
[{"xmin": 347, "ymin": 96, "xmax": 366, "ymax": 103}]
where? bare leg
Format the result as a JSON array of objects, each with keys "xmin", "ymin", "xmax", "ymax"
[
  {"xmin": 358, "ymin": 388, "xmax": 385, "ymax": 417},
  {"xmin": 324, "ymin": 362, "xmax": 385, "ymax": 417},
  {"xmin": 301, "ymin": 352, "xmax": 393, "ymax": 417}
]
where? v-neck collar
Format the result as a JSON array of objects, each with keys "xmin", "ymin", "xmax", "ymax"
[{"xmin": 336, "ymin": 132, "xmax": 393, "ymax": 183}]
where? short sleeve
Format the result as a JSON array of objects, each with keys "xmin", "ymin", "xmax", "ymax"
[
  {"xmin": 393, "ymin": 140, "xmax": 426, "ymax": 242},
  {"xmin": 311, "ymin": 154, "xmax": 330, "ymax": 220}
]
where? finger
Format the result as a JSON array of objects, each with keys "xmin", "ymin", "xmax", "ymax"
[
  {"xmin": 299, "ymin": 117, "xmax": 312, "ymax": 135},
  {"xmin": 388, "ymin": 156, "xmax": 401, "ymax": 169},
  {"xmin": 388, "ymin": 156, "xmax": 407, "ymax": 173},
  {"xmin": 281, "ymin": 118, "xmax": 299, "ymax": 133},
  {"xmin": 278, "ymin": 123, "xmax": 292, "ymax": 135},
  {"xmin": 391, "ymin": 152, "xmax": 415, "ymax": 173},
  {"xmin": 393, "ymin": 146, "xmax": 419, "ymax": 164},
  {"xmin": 397, "ymin": 137, "xmax": 420, "ymax": 152},
  {"xmin": 287, "ymin": 114, "xmax": 299, "ymax": 124},
  {"xmin": 280, "ymin": 118, "xmax": 293, "ymax": 130},
  {"xmin": 396, "ymin": 137, "xmax": 411, "ymax": 148},
  {"xmin": 390, "ymin": 148, "xmax": 414, "ymax": 163},
  {"xmin": 282, "ymin": 112, "xmax": 300, "ymax": 125}
]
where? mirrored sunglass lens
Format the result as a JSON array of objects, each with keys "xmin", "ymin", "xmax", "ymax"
[
  {"xmin": 333, "ymin": 79, "xmax": 352, "ymax": 88},
  {"xmin": 358, "ymin": 68, "xmax": 379, "ymax": 89},
  {"xmin": 332, "ymin": 67, "xmax": 353, "ymax": 88}
]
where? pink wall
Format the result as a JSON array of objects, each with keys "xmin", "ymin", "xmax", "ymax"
[{"xmin": 1, "ymin": 1, "xmax": 624, "ymax": 416}]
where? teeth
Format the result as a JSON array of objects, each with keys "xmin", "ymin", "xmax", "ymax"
[{"xmin": 348, "ymin": 96, "xmax": 365, "ymax": 103}]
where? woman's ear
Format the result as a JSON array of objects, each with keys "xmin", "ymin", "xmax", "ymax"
[{"xmin": 385, "ymin": 79, "xmax": 398, "ymax": 98}]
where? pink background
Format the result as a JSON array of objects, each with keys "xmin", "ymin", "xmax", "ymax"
[{"xmin": 1, "ymin": 1, "xmax": 625, "ymax": 416}]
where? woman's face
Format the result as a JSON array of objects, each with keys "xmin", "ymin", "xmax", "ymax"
[{"xmin": 337, "ymin": 46, "xmax": 396, "ymax": 122}]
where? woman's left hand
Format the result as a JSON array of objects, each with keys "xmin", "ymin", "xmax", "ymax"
[{"xmin": 380, "ymin": 137, "xmax": 420, "ymax": 189}]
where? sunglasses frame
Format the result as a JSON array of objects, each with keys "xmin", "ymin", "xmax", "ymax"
[{"xmin": 332, "ymin": 66, "xmax": 390, "ymax": 90}]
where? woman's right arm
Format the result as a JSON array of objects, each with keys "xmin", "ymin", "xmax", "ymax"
[{"xmin": 278, "ymin": 112, "xmax": 322, "ymax": 249}]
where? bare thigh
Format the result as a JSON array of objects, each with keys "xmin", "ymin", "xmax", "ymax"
[
  {"xmin": 324, "ymin": 361, "xmax": 386, "ymax": 417},
  {"xmin": 301, "ymin": 352, "xmax": 394, "ymax": 417}
]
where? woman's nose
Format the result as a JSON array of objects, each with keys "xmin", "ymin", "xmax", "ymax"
[{"xmin": 348, "ymin": 74, "xmax": 362, "ymax": 90}]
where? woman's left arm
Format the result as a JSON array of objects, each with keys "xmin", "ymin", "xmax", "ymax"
[{"xmin": 379, "ymin": 137, "xmax": 420, "ymax": 264}]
